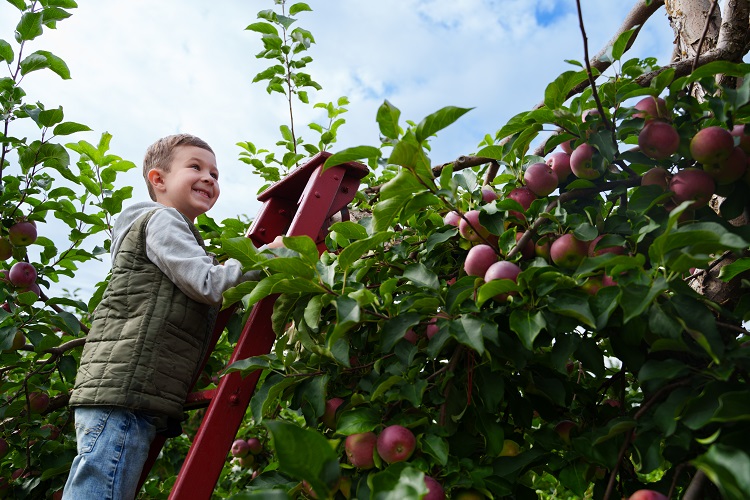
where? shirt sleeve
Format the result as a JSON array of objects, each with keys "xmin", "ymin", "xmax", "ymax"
[{"xmin": 144, "ymin": 208, "xmax": 258, "ymax": 306}]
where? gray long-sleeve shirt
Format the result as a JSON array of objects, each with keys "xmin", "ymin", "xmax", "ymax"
[{"xmin": 111, "ymin": 201, "xmax": 258, "ymax": 306}]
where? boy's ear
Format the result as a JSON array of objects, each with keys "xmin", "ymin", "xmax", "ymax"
[{"xmin": 147, "ymin": 169, "xmax": 166, "ymax": 193}]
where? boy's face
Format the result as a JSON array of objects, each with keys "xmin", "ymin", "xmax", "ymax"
[{"xmin": 148, "ymin": 145, "xmax": 220, "ymax": 221}]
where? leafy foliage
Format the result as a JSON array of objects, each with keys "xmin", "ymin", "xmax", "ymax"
[{"xmin": 2, "ymin": 2, "xmax": 750, "ymax": 500}]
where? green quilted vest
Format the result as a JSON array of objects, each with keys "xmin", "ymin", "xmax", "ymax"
[{"xmin": 69, "ymin": 210, "xmax": 217, "ymax": 420}]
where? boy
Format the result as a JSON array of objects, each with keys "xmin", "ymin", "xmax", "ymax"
[{"xmin": 63, "ymin": 134, "xmax": 272, "ymax": 499}]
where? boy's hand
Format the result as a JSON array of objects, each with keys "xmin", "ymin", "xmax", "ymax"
[{"xmin": 266, "ymin": 235, "xmax": 286, "ymax": 249}]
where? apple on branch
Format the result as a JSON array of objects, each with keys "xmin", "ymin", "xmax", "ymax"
[
  {"xmin": 463, "ymin": 244, "xmax": 498, "ymax": 278},
  {"xmin": 524, "ymin": 162, "xmax": 558, "ymax": 197},
  {"xmin": 550, "ymin": 233, "xmax": 588, "ymax": 269},
  {"xmin": 345, "ymin": 431, "xmax": 377, "ymax": 469},
  {"xmin": 376, "ymin": 424, "xmax": 416, "ymax": 464}
]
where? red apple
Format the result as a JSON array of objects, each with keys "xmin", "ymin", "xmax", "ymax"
[
  {"xmin": 404, "ymin": 328, "xmax": 418, "ymax": 345},
  {"xmin": 231, "ymin": 439, "xmax": 251, "ymax": 458},
  {"xmin": 376, "ymin": 425, "xmax": 416, "ymax": 464},
  {"xmin": 246, "ymin": 437, "xmax": 262, "ymax": 455},
  {"xmin": 627, "ymin": 489, "xmax": 668, "ymax": 500},
  {"xmin": 443, "ymin": 211, "xmax": 461, "ymax": 227},
  {"xmin": 702, "ymin": 145, "xmax": 747, "ymax": 185},
  {"xmin": 484, "ymin": 261, "xmax": 521, "ymax": 284},
  {"xmin": 546, "ymin": 151, "xmax": 572, "ymax": 182},
  {"xmin": 560, "ymin": 139, "xmax": 575, "ymax": 154},
  {"xmin": 550, "ymin": 234, "xmax": 588, "ymax": 269},
  {"xmin": 669, "ymin": 168, "xmax": 715, "ymax": 208},
  {"xmin": 570, "ymin": 143, "xmax": 602, "ymax": 180},
  {"xmin": 464, "ymin": 244, "xmax": 498, "ymax": 277},
  {"xmin": 345, "ymin": 431, "xmax": 377, "ymax": 469},
  {"xmin": 8, "ymin": 262, "xmax": 37, "ymax": 288},
  {"xmin": 633, "ymin": 96, "xmax": 670, "ymax": 122},
  {"xmin": 524, "ymin": 162, "xmax": 558, "ymax": 197},
  {"xmin": 8, "ymin": 221, "xmax": 37, "ymax": 247},
  {"xmin": 459, "ymin": 210, "xmax": 491, "ymax": 243},
  {"xmin": 0, "ymin": 438, "xmax": 7, "ymax": 459},
  {"xmin": 507, "ymin": 187, "xmax": 536, "ymax": 210},
  {"xmin": 481, "ymin": 186, "xmax": 498, "ymax": 203},
  {"xmin": 638, "ymin": 121, "xmax": 680, "ymax": 160},
  {"xmin": 425, "ymin": 318, "xmax": 439, "ymax": 340},
  {"xmin": 641, "ymin": 167, "xmax": 671, "ymax": 190},
  {"xmin": 27, "ymin": 392, "xmax": 49, "ymax": 414},
  {"xmin": 484, "ymin": 260, "xmax": 521, "ymax": 301},
  {"xmin": 322, "ymin": 397, "xmax": 344, "ymax": 429},
  {"xmin": 690, "ymin": 126, "xmax": 734, "ymax": 164},
  {"xmin": 424, "ymin": 476, "xmax": 445, "ymax": 500},
  {"xmin": 506, "ymin": 187, "xmax": 536, "ymax": 222}
]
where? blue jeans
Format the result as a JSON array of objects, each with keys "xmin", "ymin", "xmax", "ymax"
[{"xmin": 62, "ymin": 406, "xmax": 158, "ymax": 500}]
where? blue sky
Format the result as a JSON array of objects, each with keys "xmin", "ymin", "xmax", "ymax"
[{"xmin": 0, "ymin": 1, "xmax": 675, "ymax": 299}]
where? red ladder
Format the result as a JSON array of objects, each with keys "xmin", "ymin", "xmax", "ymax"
[{"xmin": 137, "ymin": 151, "xmax": 368, "ymax": 498}]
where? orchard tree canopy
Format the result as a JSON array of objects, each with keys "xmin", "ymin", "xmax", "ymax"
[{"xmin": 3, "ymin": 1, "xmax": 750, "ymax": 500}]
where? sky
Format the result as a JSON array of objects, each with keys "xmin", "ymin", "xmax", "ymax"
[{"xmin": 0, "ymin": 0, "xmax": 676, "ymax": 301}]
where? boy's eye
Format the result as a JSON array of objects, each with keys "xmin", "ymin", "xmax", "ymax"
[{"xmin": 211, "ymin": 173, "xmax": 219, "ymax": 180}]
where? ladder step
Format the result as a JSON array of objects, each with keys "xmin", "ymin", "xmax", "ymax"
[{"xmin": 184, "ymin": 389, "xmax": 216, "ymax": 410}]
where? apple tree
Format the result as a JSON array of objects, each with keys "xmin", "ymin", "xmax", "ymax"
[
  {"xmin": 211, "ymin": 1, "xmax": 750, "ymax": 499},
  {"xmin": 3, "ymin": 1, "xmax": 750, "ymax": 500}
]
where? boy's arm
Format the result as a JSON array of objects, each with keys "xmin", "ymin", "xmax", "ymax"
[{"xmin": 144, "ymin": 208, "xmax": 260, "ymax": 306}]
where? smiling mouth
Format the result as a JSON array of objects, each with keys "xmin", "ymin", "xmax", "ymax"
[{"xmin": 193, "ymin": 188, "xmax": 211, "ymax": 198}]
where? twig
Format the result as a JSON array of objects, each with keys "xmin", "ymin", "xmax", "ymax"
[
  {"xmin": 575, "ymin": 0, "xmax": 612, "ymax": 131},
  {"xmin": 682, "ymin": 469, "xmax": 707, "ymax": 500},
  {"xmin": 686, "ymin": 0, "xmax": 720, "ymax": 96}
]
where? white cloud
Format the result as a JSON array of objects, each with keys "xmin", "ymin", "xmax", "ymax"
[{"xmin": 0, "ymin": 1, "xmax": 675, "ymax": 299}]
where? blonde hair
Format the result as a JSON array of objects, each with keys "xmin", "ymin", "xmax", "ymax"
[{"xmin": 143, "ymin": 134, "xmax": 215, "ymax": 200}]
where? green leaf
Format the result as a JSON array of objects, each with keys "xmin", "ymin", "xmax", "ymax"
[
  {"xmin": 0, "ymin": 39, "xmax": 13, "ymax": 63},
  {"xmin": 547, "ymin": 291, "xmax": 596, "ymax": 328},
  {"xmin": 609, "ymin": 27, "xmax": 638, "ymax": 62},
  {"xmin": 509, "ymin": 309, "xmax": 546, "ymax": 350},
  {"xmin": 322, "ymin": 146, "xmax": 379, "ymax": 169},
  {"xmin": 402, "ymin": 263, "xmax": 439, "ymax": 290},
  {"xmin": 453, "ymin": 316, "xmax": 489, "ymax": 355},
  {"xmin": 337, "ymin": 231, "xmax": 393, "ymax": 271},
  {"xmin": 719, "ymin": 258, "xmax": 750, "ymax": 282},
  {"xmin": 544, "ymin": 70, "xmax": 590, "ymax": 109},
  {"xmin": 222, "ymin": 236, "xmax": 263, "ymax": 268},
  {"xmin": 265, "ymin": 420, "xmax": 340, "ymax": 499},
  {"xmin": 19, "ymin": 50, "xmax": 71, "ymax": 79},
  {"xmin": 379, "ymin": 169, "xmax": 424, "ymax": 202},
  {"xmin": 369, "ymin": 463, "xmax": 427, "ymax": 500},
  {"xmin": 289, "ymin": 3, "xmax": 312, "ymax": 16},
  {"xmin": 280, "ymin": 235, "xmax": 319, "ymax": 264},
  {"xmin": 388, "ymin": 138, "xmax": 433, "ymax": 184},
  {"xmin": 415, "ymin": 105, "xmax": 473, "ymax": 144},
  {"xmin": 377, "ymin": 100, "xmax": 401, "ymax": 140},
  {"xmin": 380, "ymin": 312, "xmax": 420, "ymax": 353},
  {"xmin": 692, "ymin": 444, "xmax": 750, "ymax": 500},
  {"xmin": 54, "ymin": 121, "xmax": 92, "ymax": 136},
  {"xmin": 224, "ymin": 355, "xmax": 272, "ymax": 375},
  {"xmin": 421, "ymin": 434, "xmax": 449, "ymax": 466},
  {"xmin": 336, "ymin": 407, "xmax": 381, "ymax": 435},
  {"xmin": 16, "ymin": 11, "xmax": 43, "ymax": 41},
  {"xmin": 245, "ymin": 21, "xmax": 278, "ymax": 35}
]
